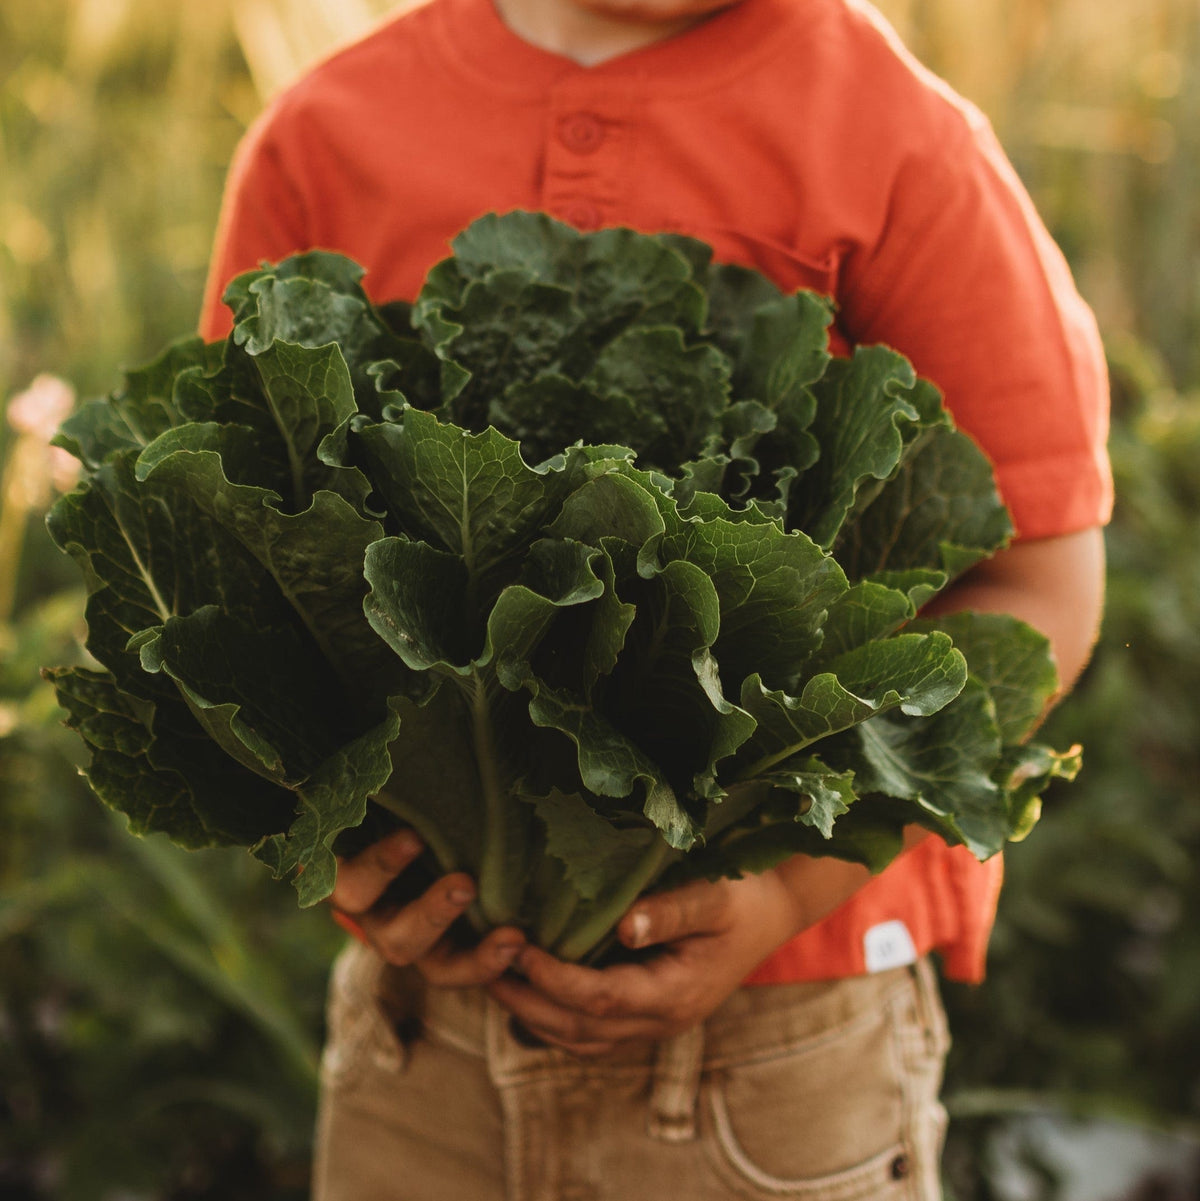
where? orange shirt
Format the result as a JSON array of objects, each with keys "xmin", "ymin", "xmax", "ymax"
[{"xmin": 201, "ymin": 0, "xmax": 1112, "ymax": 984}]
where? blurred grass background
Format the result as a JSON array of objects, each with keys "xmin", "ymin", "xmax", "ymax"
[{"xmin": 1, "ymin": 1, "xmax": 1198, "ymax": 1197}]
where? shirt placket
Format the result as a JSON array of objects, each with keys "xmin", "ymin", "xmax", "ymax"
[{"xmin": 541, "ymin": 83, "xmax": 639, "ymax": 231}]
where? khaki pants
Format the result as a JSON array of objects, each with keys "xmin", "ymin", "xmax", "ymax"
[{"xmin": 314, "ymin": 942, "xmax": 951, "ymax": 1201}]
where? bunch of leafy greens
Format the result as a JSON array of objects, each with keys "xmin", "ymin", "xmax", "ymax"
[{"xmin": 45, "ymin": 212, "xmax": 1079, "ymax": 961}]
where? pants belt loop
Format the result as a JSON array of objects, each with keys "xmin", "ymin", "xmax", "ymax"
[
  {"xmin": 483, "ymin": 998, "xmax": 536, "ymax": 1201},
  {"xmin": 647, "ymin": 1023, "xmax": 705, "ymax": 1143}
]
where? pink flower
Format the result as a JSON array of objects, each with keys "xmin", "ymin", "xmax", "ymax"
[
  {"xmin": 7, "ymin": 374, "xmax": 76, "ymax": 442},
  {"xmin": 4, "ymin": 374, "xmax": 81, "ymax": 499}
]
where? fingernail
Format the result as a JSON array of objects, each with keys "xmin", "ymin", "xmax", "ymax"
[
  {"xmin": 379, "ymin": 830, "xmax": 421, "ymax": 869},
  {"xmin": 627, "ymin": 910, "xmax": 651, "ymax": 948},
  {"xmin": 494, "ymin": 942, "xmax": 522, "ymax": 966},
  {"xmin": 448, "ymin": 885, "xmax": 475, "ymax": 906}
]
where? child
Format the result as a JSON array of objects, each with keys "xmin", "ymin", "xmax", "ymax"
[{"xmin": 201, "ymin": 0, "xmax": 1110, "ymax": 1196}]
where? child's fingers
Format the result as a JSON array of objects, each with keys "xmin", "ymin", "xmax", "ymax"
[
  {"xmin": 418, "ymin": 926, "xmax": 526, "ymax": 987},
  {"xmin": 356, "ymin": 873, "xmax": 478, "ymax": 967},
  {"xmin": 616, "ymin": 877, "xmax": 733, "ymax": 950},
  {"xmin": 330, "ymin": 827, "xmax": 424, "ymax": 915},
  {"xmin": 486, "ymin": 968, "xmax": 651, "ymax": 1055}
]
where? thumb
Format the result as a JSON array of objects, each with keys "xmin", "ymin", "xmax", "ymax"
[{"xmin": 617, "ymin": 878, "xmax": 733, "ymax": 950}]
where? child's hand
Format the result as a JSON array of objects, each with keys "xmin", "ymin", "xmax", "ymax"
[
  {"xmin": 330, "ymin": 828, "xmax": 526, "ymax": 986},
  {"xmin": 486, "ymin": 855, "xmax": 870, "ymax": 1057}
]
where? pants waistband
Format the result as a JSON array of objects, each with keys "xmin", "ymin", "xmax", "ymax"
[{"xmin": 380, "ymin": 959, "xmax": 928, "ymax": 1142}]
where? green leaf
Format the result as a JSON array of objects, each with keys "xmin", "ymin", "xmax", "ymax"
[
  {"xmin": 433, "ymin": 269, "xmax": 584, "ymax": 429},
  {"xmin": 248, "ymin": 341, "xmax": 358, "ymax": 509},
  {"xmin": 528, "ymin": 788, "xmax": 657, "ymax": 904},
  {"xmin": 355, "ymin": 408, "xmax": 586, "ymax": 610},
  {"xmin": 363, "ymin": 536, "xmax": 477, "ymax": 675},
  {"xmin": 736, "ymin": 632, "xmax": 967, "ymax": 778},
  {"xmin": 47, "ymin": 666, "xmax": 212, "ymax": 847},
  {"xmin": 440, "ymin": 213, "xmax": 703, "ymax": 337},
  {"xmin": 46, "ymin": 666, "xmax": 296, "ymax": 848},
  {"xmin": 836, "ymin": 677, "xmax": 1007, "ymax": 858},
  {"xmin": 112, "ymin": 338, "xmax": 213, "ymax": 443},
  {"xmin": 835, "ymin": 421, "xmax": 1014, "ymax": 581},
  {"xmin": 547, "ymin": 469, "xmax": 668, "ymax": 562},
  {"xmin": 580, "ymin": 326, "xmax": 731, "ymax": 469},
  {"xmin": 649, "ymin": 499, "xmax": 847, "ymax": 691},
  {"xmin": 909, "ymin": 611, "xmax": 1058, "ymax": 743},
  {"xmin": 786, "ymin": 345, "xmax": 922, "ymax": 548},
  {"xmin": 45, "ymin": 451, "xmax": 296, "ymax": 689},
  {"xmin": 688, "ymin": 255, "xmax": 787, "ymax": 358},
  {"xmin": 254, "ymin": 701, "xmax": 403, "ymax": 906},
  {"xmin": 137, "ymin": 606, "xmax": 352, "ymax": 784},
  {"xmin": 598, "ymin": 557, "xmax": 751, "ymax": 799},
  {"xmin": 135, "ymin": 423, "xmax": 389, "ymax": 688},
  {"xmin": 731, "ymin": 291, "xmax": 833, "ymax": 411},
  {"xmin": 223, "ymin": 249, "xmax": 369, "ymax": 326},
  {"xmin": 234, "ymin": 269, "xmax": 374, "ymax": 360},
  {"xmin": 527, "ymin": 683, "xmax": 698, "ymax": 849},
  {"xmin": 764, "ymin": 761, "xmax": 859, "ymax": 838},
  {"xmin": 493, "ymin": 373, "xmax": 645, "ymax": 468},
  {"xmin": 995, "ymin": 741, "xmax": 1081, "ymax": 841},
  {"xmin": 487, "ymin": 538, "xmax": 607, "ymax": 689},
  {"xmin": 373, "ymin": 689, "xmax": 488, "ymax": 876},
  {"xmin": 813, "ymin": 578, "xmax": 923, "ymax": 663},
  {"xmin": 578, "ymin": 548, "xmax": 637, "ymax": 697}
]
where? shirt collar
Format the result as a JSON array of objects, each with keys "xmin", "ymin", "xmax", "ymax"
[{"xmin": 431, "ymin": 0, "xmax": 801, "ymax": 97}]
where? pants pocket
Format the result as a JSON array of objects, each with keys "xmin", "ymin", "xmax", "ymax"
[{"xmin": 702, "ymin": 973, "xmax": 948, "ymax": 1200}]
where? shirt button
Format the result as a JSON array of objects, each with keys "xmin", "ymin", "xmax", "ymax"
[
  {"xmin": 564, "ymin": 201, "xmax": 602, "ymax": 231},
  {"xmin": 558, "ymin": 112, "xmax": 605, "ymax": 154}
]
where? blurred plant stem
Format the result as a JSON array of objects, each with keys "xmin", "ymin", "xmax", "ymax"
[
  {"xmin": 0, "ymin": 376, "xmax": 78, "ymax": 624},
  {"xmin": 0, "ymin": 440, "xmax": 38, "ymax": 624}
]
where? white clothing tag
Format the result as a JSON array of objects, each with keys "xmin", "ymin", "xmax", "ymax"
[{"xmin": 863, "ymin": 920, "xmax": 918, "ymax": 973}]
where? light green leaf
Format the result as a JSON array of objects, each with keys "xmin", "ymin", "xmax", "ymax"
[
  {"xmin": 736, "ymin": 632, "xmax": 967, "ymax": 778},
  {"xmin": 786, "ymin": 345, "xmax": 921, "ymax": 548},
  {"xmin": 910, "ymin": 611, "xmax": 1058, "ymax": 743},
  {"xmin": 838, "ymin": 678, "xmax": 1006, "ymax": 858},
  {"xmin": 528, "ymin": 788, "xmax": 657, "ymax": 904}
]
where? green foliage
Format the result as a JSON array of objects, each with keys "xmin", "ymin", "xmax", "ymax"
[
  {"xmin": 47, "ymin": 215, "xmax": 1069, "ymax": 964},
  {"xmin": 2, "ymin": 2, "xmax": 1199, "ymax": 1197},
  {"xmin": 941, "ymin": 343, "xmax": 1200, "ymax": 1195},
  {"xmin": 0, "ymin": 586, "xmax": 342, "ymax": 1199}
]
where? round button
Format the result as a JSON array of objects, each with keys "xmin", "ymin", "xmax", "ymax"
[
  {"xmin": 563, "ymin": 201, "xmax": 602, "ymax": 231},
  {"xmin": 558, "ymin": 112, "xmax": 605, "ymax": 154}
]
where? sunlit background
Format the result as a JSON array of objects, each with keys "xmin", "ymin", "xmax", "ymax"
[{"xmin": 2, "ymin": 1, "xmax": 1199, "ymax": 1198}]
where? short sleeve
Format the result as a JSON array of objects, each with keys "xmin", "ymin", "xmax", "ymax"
[
  {"xmin": 838, "ymin": 112, "xmax": 1112, "ymax": 540},
  {"xmin": 199, "ymin": 110, "xmax": 312, "ymax": 341}
]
